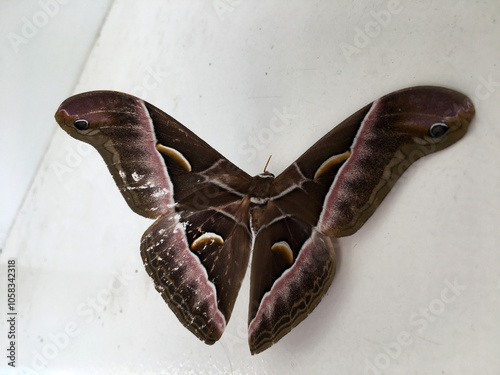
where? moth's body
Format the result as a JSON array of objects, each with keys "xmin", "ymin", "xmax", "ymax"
[{"xmin": 55, "ymin": 86, "xmax": 474, "ymax": 354}]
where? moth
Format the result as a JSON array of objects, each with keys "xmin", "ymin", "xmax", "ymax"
[{"xmin": 55, "ymin": 86, "xmax": 474, "ymax": 354}]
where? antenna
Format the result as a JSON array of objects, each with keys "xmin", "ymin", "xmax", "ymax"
[{"xmin": 264, "ymin": 155, "xmax": 272, "ymax": 173}]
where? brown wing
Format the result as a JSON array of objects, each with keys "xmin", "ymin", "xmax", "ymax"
[
  {"xmin": 55, "ymin": 91, "xmax": 253, "ymax": 344},
  {"xmin": 247, "ymin": 86, "xmax": 475, "ymax": 354},
  {"xmin": 272, "ymin": 86, "xmax": 474, "ymax": 237}
]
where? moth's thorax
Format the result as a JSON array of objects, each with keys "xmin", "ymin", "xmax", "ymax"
[
  {"xmin": 248, "ymin": 172, "xmax": 275, "ymax": 200},
  {"xmin": 248, "ymin": 172, "xmax": 275, "ymax": 231}
]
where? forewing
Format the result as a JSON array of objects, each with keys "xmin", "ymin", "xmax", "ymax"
[
  {"xmin": 272, "ymin": 86, "xmax": 475, "ymax": 237},
  {"xmin": 55, "ymin": 91, "xmax": 252, "ymax": 218}
]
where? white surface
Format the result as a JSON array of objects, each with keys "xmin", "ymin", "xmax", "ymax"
[
  {"xmin": 0, "ymin": 0, "xmax": 113, "ymax": 248},
  {"xmin": 1, "ymin": 1, "xmax": 500, "ymax": 374}
]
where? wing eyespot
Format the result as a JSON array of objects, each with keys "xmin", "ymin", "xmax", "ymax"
[
  {"xmin": 429, "ymin": 122, "xmax": 449, "ymax": 138},
  {"xmin": 73, "ymin": 119, "xmax": 89, "ymax": 131}
]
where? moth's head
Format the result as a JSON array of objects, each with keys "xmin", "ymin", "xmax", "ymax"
[
  {"xmin": 377, "ymin": 86, "xmax": 475, "ymax": 152},
  {"xmin": 55, "ymin": 91, "xmax": 140, "ymax": 144}
]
